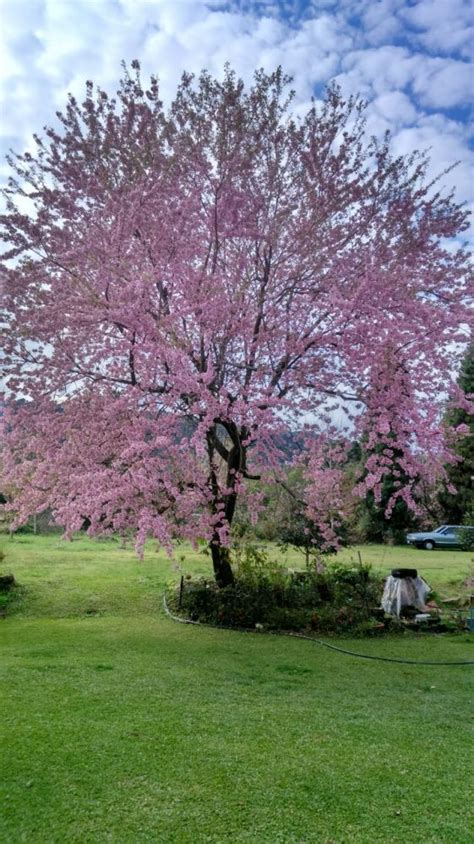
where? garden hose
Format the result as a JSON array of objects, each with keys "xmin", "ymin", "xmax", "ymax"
[{"xmin": 162, "ymin": 593, "xmax": 474, "ymax": 666}]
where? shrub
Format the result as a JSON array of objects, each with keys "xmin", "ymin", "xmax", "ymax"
[
  {"xmin": 265, "ymin": 607, "xmax": 315, "ymax": 630},
  {"xmin": 171, "ymin": 552, "xmax": 385, "ymax": 634},
  {"xmin": 0, "ymin": 563, "xmax": 21, "ymax": 618},
  {"xmin": 458, "ymin": 526, "xmax": 474, "ymax": 551}
]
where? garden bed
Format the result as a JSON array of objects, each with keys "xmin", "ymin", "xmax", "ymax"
[
  {"xmin": 168, "ymin": 552, "xmax": 467, "ymax": 636},
  {"xmin": 168, "ymin": 559, "xmax": 390, "ymax": 636}
]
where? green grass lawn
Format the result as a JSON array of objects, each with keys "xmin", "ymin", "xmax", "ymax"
[{"xmin": 1, "ymin": 534, "xmax": 473, "ymax": 843}]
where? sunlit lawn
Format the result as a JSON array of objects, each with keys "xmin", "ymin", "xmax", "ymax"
[{"xmin": 1, "ymin": 534, "xmax": 473, "ymax": 843}]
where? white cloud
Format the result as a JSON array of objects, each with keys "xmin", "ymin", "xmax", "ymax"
[
  {"xmin": 392, "ymin": 115, "xmax": 474, "ymax": 205},
  {"xmin": 360, "ymin": 0, "xmax": 402, "ymax": 45},
  {"xmin": 363, "ymin": 91, "xmax": 419, "ymax": 138},
  {"xmin": 400, "ymin": 0, "xmax": 473, "ymax": 58},
  {"xmin": 411, "ymin": 59, "xmax": 473, "ymax": 109},
  {"xmin": 0, "ymin": 0, "xmax": 472, "ymax": 218},
  {"xmin": 338, "ymin": 46, "xmax": 472, "ymax": 110}
]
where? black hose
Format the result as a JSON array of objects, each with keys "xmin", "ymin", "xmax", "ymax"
[{"xmin": 162, "ymin": 593, "xmax": 474, "ymax": 666}]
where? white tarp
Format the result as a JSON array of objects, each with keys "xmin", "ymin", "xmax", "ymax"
[{"xmin": 381, "ymin": 575, "xmax": 431, "ymax": 617}]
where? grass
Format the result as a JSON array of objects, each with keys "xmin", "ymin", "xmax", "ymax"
[
  {"xmin": 1, "ymin": 534, "xmax": 473, "ymax": 842},
  {"xmin": 2, "ymin": 534, "xmax": 473, "ymax": 619},
  {"xmin": 332, "ymin": 544, "xmax": 473, "ymax": 594}
]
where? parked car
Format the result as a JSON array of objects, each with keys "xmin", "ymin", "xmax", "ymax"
[{"xmin": 406, "ymin": 525, "xmax": 474, "ymax": 550}]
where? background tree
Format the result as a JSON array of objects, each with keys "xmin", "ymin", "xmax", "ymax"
[
  {"xmin": 438, "ymin": 344, "xmax": 474, "ymax": 524},
  {"xmin": 1, "ymin": 64, "xmax": 470, "ymax": 586},
  {"xmin": 277, "ymin": 484, "xmax": 347, "ymax": 565},
  {"xmin": 353, "ymin": 349, "xmax": 421, "ymax": 543}
]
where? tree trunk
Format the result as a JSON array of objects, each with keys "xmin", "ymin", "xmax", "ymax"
[
  {"xmin": 210, "ymin": 542, "xmax": 235, "ymax": 587},
  {"xmin": 206, "ymin": 428, "xmax": 237, "ymax": 588}
]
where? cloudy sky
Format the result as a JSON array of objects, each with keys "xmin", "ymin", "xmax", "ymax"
[{"xmin": 0, "ymin": 0, "xmax": 473, "ymax": 217}]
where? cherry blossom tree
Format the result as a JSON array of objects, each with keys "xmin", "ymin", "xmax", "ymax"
[{"xmin": 1, "ymin": 64, "xmax": 471, "ymax": 586}]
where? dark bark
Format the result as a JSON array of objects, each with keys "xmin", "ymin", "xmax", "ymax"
[
  {"xmin": 210, "ymin": 543, "xmax": 234, "ymax": 587},
  {"xmin": 208, "ymin": 435, "xmax": 237, "ymax": 586},
  {"xmin": 206, "ymin": 424, "xmax": 241, "ymax": 587},
  {"xmin": 205, "ymin": 421, "xmax": 260, "ymax": 587}
]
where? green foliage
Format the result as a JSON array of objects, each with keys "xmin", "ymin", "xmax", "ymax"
[
  {"xmin": 6, "ymin": 509, "xmax": 61, "ymax": 536},
  {"xmin": 232, "ymin": 473, "xmax": 299, "ymax": 543},
  {"xmin": 458, "ymin": 525, "xmax": 474, "ymax": 551},
  {"xmin": 439, "ymin": 344, "xmax": 474, "ymax": 523},
  {"xmin": 356, "ymin": 490, "xmax": 417, "ymax": 545},
  {"xmin": 173, "ymin": 554, "xmax": 384, "ymax": 633},
  {"xmin": 276, "ymin": 509, "xmax": 341, "ymax": 559},
  {"xmin": 0, "ymin": 557, "xmax": 21, "ymax": 617},
  {"xmin": 352, "ymin": 439, "xmax": 420, "ymax": 545},
  {"xmin": 232, "ymin": 542, "xmax": 286, "ymax": 584}
]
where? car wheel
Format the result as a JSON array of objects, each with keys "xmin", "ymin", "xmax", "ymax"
[{"xmin": 423, "ymin": 540, "xmax": 435, "ymax": 550}]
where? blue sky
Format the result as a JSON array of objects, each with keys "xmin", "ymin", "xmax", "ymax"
[{"xmin": 0, "ymin": 0, "xmax": 472, "ymax": 217}]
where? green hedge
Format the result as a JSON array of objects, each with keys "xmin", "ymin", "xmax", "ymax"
[{"xmin": 171, "ymin": 555, "xmax": 385, "ymax": 635}]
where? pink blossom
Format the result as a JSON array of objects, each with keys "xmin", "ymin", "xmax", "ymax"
[{"xmin": 1, "ymin": 66, "xmax": 471, "ymax": 584}]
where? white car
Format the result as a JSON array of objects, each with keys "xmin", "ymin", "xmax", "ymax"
[{"xmin": 406, "ymin": 525, "xmax": 473, "ymax": 550}]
